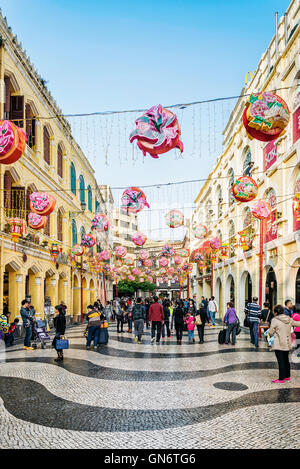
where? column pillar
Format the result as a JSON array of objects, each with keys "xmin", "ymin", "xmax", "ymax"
[
  {"xmin": 45, "ymin": 273, "xmax": 59, "ymax": 309},
  {"xmin": 28, "ymin": 272, "xmax": 45, "ymax": 319},
  {"xmin": 8, "ymin": 271, "xmax": 26, "ymax": 321},
  {"xmin": 34, "ymin": 119, "xmax": 42, "ymax": 159}
]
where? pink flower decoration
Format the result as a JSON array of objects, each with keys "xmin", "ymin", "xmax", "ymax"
[
  {"xmin": 0, "ymin": 121, "xmax": 14, "ymax": 155},
  {"xmin": 131, "ymin": 232, "xmax": 147, "ymax": 246}
]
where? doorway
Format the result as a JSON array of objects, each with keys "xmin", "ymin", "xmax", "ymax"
[{"xmin": 265, "ymin": 267, "xmax": 277, "ymax": 309}]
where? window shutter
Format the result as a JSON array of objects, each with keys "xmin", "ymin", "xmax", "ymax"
[
  {"xmin": 4, "ymin": 172, "xmax": 12, "ymax": 215},
  {"xmin": 10, "ymin": 95, "xmax": 24, "ymax": 127},
  {"xmin": 25, "ymin": 104, "xmax": 32, "ymax": 147},
  {"xmin": 57, "ymin": 211, "xmax": 63, "ymax": 241},
  {"xmin": 43, "ymin": 127, "xmax": 50, "ymax": 164},
  {"xmin": 11, "ymin": 186, "xmax": 26, "ymax": 219},
  {"xmin": 44, "ymin": 215, "xmax": 50, "ymax": 236},
  {"xmin": 70, "ymin": 163, "xmax": 76, "ymax": 194},
  {"xmin": 57, "ymin": 145, "xmax": 63, "ymax": 178},
  {"xmin": 4, "ymin": 77, "xmax": 10, "ymax": 116}
]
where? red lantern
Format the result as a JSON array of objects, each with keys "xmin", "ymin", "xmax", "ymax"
[
  {"xmin": 238, "ymin": 229, "xmax": 251, "ymax": 251},
  {"xmin": 232, "ymin": 176, "xmax": 258, "ymax": 202},
  {"xmin": 30, "ymin": 192, "xmax": 56, "ymax": 216},
  {"xmin": 28, "ymin": 213, "xmax": 47, "ymax": 230},
  {"xmin": 7, "ymin": 217, "xmax": 27, "ymax": 250},
  {"xmin": 220, "ymin": 243, "xmax": 229, "ymax": 260},
  {"xmin": 50, "ymin": 243, "xmax": 62, "ymax": 258},
  {"xmin": 0, "ymin": 120, "xmax": 26, "ymax": 165},
  {"xmin": 293, "ymin": 193, "xmax": 300, "ymax": 221}
]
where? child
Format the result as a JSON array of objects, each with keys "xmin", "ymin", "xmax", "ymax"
[
  {"xmin": 5, "ymin": 318, "xmax": 19, "ymax": 347},
  {"xmin": 186, "ymin": 312, "xmax": 195, "ymax": 343}
]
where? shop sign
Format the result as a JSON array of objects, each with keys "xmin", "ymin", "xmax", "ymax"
[
  {"xmin": 263, "ymin": 141, "xmax": 277, "ymax": 171},
  {"xmin": 293, "ymin": 106, "xmax": 300, "ymax": 144}
]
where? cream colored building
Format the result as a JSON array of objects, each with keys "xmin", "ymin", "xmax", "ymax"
[{"xmin": 189, "ymin": 0, "xmax": 300, "ymax": 319}]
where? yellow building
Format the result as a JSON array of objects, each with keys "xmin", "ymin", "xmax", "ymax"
[
  {"xmin": 0, "ymin": 12, "xmax": 113, "ymax": 323},
  {"xmin": 189, "ymin": 0, "xmax": 300, "ymax": 319}
]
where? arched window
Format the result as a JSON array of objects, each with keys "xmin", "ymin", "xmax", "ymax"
[
  {"xmin": 72, "ymin": 219, "xmax": 77, "ymax": 246},
  {"xmin": 243, "ymin": 146, "xmax": 252, "ymax": 176},
  {"xmin": 79, "ymin": 175, "xmax": 85, "ymax": 208},
  {"xmin": 80, "ymin": 226, "xmax": 86, "ymax": 239},
  {"xmin": 70, "ymin": 162, "xmax": 76, "ymax": 195},
  {"xmin": 87, "ymin": 185, "xmax": 92, "ymax": 212},
  {"xmin": 57, "ymin": 144, "xmax": 63, "ymax": 178},
  {"xmin": 57, "ymin": 209, "xmax": 63, "ymax": 242},
  {"xmin": 217, "ymin": 186, "xmax": 222, "ymax": 218},
  {"xmin": 228, "ymin": 168, "xmax": 235, "ymax": 206},
  {"xmin": 243, "ymin": 207, "xmax": 252, "ymax": 229},
  {"xmin": 95, "ymin": 199, "xmax": 100, "ymax": 213},
  {"xmin": 25, "ymin": 103, "xmax": 36, "ymax": 149},
  {"xmin": 43, "ymin": 126, "xmax": 50, "ymax": 164},
  {"xmin": 228, "ymin": 220, "xmax": 235, "ymax": 257}
]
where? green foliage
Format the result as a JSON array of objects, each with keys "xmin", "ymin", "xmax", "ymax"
[{"xmin": 117, "ymin": 279, "xmax": 156, "ymax": 296}]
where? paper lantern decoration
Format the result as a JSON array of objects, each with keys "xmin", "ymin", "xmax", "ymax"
[
  {"xmin": 220, "ymin": 243, "xmax": 229, "ymax": 260},
  {"xmin": 81, "ymin": 233, "xmax": 96, "ymax": 248},
  {"xmin": 99, "ymin": 249, "xmax": 111, "ymax": 261},
  {"xmin": 114, "ymin": 259, "xmax": 123, "ymax": 268},
  {"xmin": 143, "ymin": 258, "xmax": 152, "ymax": 267},
  {"xmin": 238, "ymin": 230, "xmax": 251, "ymax": 251},
  {"xmin": 192, "ymin": 224, "xmax": 208, "ymax": 240},
  {"xmin": 121, "ymin": 187, "xmax": 149, "ymax": 214},
  {"xmin": 114, "ymin": 246, "xmax": 127, "ymax": 258},
  {"xmin": 157, "ymin": 277, "xmax": 164, "ymax": 284},
  {"xmin": 159, "ymin": 267, "xmax": 168, "ymax": 275},
  {"xmin": 129, "ymin": 104, "xmax": 184, "ymax": 159},
  {"xmin": 293, "ymin": 193, "xmax": 300, "ymax": 221},
  {"xmin": 210, "ymin": 237, "xmax": 221, "ymax": 251},
  {"xmin": 158, "ymin": 256, "xmax": 169, "ymax": 267},
  {"xmin": 243, "ymin": 92, "xmax": 290, "ymax": 142},
  {"xmin": 211, "ymin": 252, "xmax": 218, "ymax": 263},
  {"xmin": 0, "ymin": 120, "xmax": 26, "ymax": 165},
  {"xmin": 147, "ymin": 276, "xmax": 153, "ymax": 283},
  {"xmin": 128, "ymin": 275, "xmax": 135, "ymax": 282},
  {"xmin": 103, "ymin": 265, "xmax": 111, "ymax": 274},
  {"xmin": 161, "ymin": 244, "xmax": 175, "ymax": 257},
  {"xmin": 182, "ymin": 263, "xmax": 193, "ymax": 273},
  {"xmin": 138, "ymin": 249, "xmax": 149, "ymax": 260},
  {"xmin": 251, "ymin": 200, "xmax": 271, "ymax": 220},
  {"xmin": 49, "ymin": 243, "xmax": 62, "ymax": 258},
  {"xmin": 176, "ymin": 248, "xmax": 190, "ymax": 258},
  {"xmin": 132, "ymin": 267, "xmax": 141, "ymax": 276},
  {"xmin": 72, "ymin": 244, "xmax": 84, "ymax": 256},
  {"xmin": 168, "ymin": 267, "xmax": 175, "ymax": 275},
  {"xmin": 165, "ymin": 209, "xmax": 184, "ymax": 228},
  {"xmin": 123, "ymin": 257, "xmax": 134, "ymax": 266},
  {"xmin": 174, "ymin": 255, "xmax": 183, "ymax": 265},
  {"xmin": 7, "ymin": 217, "xmax": 27, "ymax": 249},
  {"xmin": 139, "ymin": 277, "xmax": 145, "ymax": 283},
  {"xmin": 28, "ymin": 213, "xmax": 47, "ymax": 230},
  {"xmin": 232, "ymin": 176, "xmax": 258, "ymax": 203},
  {"xmin": 131, "ymin": 231, "xmax": 147, "ymax": 246},
  {"xmin": 30, "ymin": 192, "xmax": 56, "ymax": 216},
  {"xmin": 91, "ymin": 214, "xmax": 110, "ymax": 232}
]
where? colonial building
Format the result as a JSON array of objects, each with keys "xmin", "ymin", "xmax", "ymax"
[
  {"xmin": 189, "ymin": 0, "xmax": 300, "ymax": 319},
  {"xmin": 0, "ymin": 12, "xmax": 113, "ymax": 323}
]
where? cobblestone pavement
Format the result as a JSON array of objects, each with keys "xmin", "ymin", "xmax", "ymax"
[{"xmin": 0, "ymin": 323, "xmax": 299, "ymax": 448}]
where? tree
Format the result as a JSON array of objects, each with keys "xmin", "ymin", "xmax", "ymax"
[{"xmin": 117, "ymin": 279, "xmax": 156, "ymax": 297}]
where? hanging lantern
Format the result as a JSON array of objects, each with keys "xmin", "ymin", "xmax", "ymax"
[
  {"xmin": 128, "ymin": 275, "xmax": 135, "ymax": 282},
  {"xmin": 176, "ymin": 248, "xmax": 190, "ymax": 258},
  {"xmin": 174, "ymin": 255, "xmax": 183, "ymax": 265},
  {"xmin": 158, "ymin": 256, "xmax": 169, "ymax": 267},
  {"xmin": 30, "ymin": 192, "xmax": 56, "ymax": 216},
  {"xmin": 114, "ymin": 259, "xmax": 123, "ymax": 268},
  {"xmin": 121, "ymin": 187, "xmax": 150, "ymax": 214},
  {"xmin": 192, "ymin": 224, "xmax": 208, "ymax": 240},
  {"xmin": 131, "ymin": 231, "xmax": 147, "ymax": 246},
  {"xmin": 168, "ymin": 267, "xmax": 175, "ymax": 275},
  {"xmin": 7, "ymin": 217, "xmax": 27, "ymax": 250},
  {"xmin": 139, "ymin": 277, "xmax": 145, "ymax": 283},
  {"xmin": 238, "ymin": 229, "xmax": 252, "ymax": 251},
  {"xmin": 28, "ymin": 213, "xmax": 47, "ymax": 230},
  {"xmin": 129, "ymin": 104, "xmax": 183, "ymax": 159},
  {"xmin": 182, "ymin": 263, "xmax": 193, "ymax": 273},
  {"xmin": 210, "ymin": 237, "xmax": 221, "ymax": 251},
  {"xmin": 81, "ymin": 233, "xmax": 96, "ymax": 248},
  {"xmin": 132, "ymin": 267, "xmax": 141, "ymax": 276},
  {"xmin": 159, "ymin": 267, "xmax": 168, "ymax": 275},
  {"xmin": 0, "ymin": 120, "xmax": 27, "ymax": 165},
  {"xmin": 165, "ymin": 209, "xmax": 184, "ymax": 228},
  {"xmin": 123, "ymin": 257, "xmax": 134, "ymax": 266},
  {"xmin": 232, "ymin": 176, "xmax": 258, "ymax": 202},
  {"xmin": 147, "ymin": 275, "xmax": 153, "ymax": 283},
  {"xmin": 138, "ymin": 249, "xmax": 149, "ymax": 260},
  {"xmin": 220, "ymin": 243, "xmax": 229, "ymax": 260},
  {"xmin": 243, "ymin": 92, "xmax": 290, "ymax": 142},
  {"xmin": 114, "ymin": 245, "xmax": 127, "ymax": 258},
  {"xmin": 293, "ymin": 193, "xmax": 300, "ymax": 221},
  {"xmin": 211, "ymin": 252, "xmax": 218, "ymax": 263},
  {"xmin": 143, "ymin": 258, "xmax": 152, "ymax": 267},
  {"xmin": 91, "ymin": 214, "xmax": 110, "ymax": 232},
  {"xmin": 161, "ymin": 244, "xmax": 175, "ymax": 257},
  {"xmin": 99, "ymin": 249, "xmax": 111, "ymax": 261},
  {"xmin": 50, "ymin": 243, "xmax": 62, "ymax": 258},
  {"xmin": 72, "ymin": 244, "xmax": 85, "ymax": 257},
  {"xmin": 251, "ymin": 200, "xmax": 272, "ymax": 220}
]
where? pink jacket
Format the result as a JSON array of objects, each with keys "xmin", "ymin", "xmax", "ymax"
[
  {"xmin": 186, "ymin": 316, "xmax": 195, "ymax": 331},
  {"xmin": 292, "ymin": 312, "xmax": 300, "ymax": 332}
]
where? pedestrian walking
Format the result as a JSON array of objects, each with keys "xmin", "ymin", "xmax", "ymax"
[
  {"xmin": 52, "ymin": 304, "xmax": 66, "ymax": 362},
  {"xmin": 149, "ymin": 296, "xmax": 164, "ymax": 344},
  {"xmin": 195, "ymin": 302, "xmax": 206, "ymax": 343},
  {"xmin": 268, "ymin": 304, "xmax": 300, "ymax": 383},
  {"xmin": 20, "ymin": 299, "xmax": 35, "ymax": 351},
  {"xmin": 174, "ymin": 300, "xmax": 185, "ymax": 345},
  {"xmin": 104, "ymin": 301, "xmax": 112, "ymax": 323},
  {"xmin": 284, "ymin": 299, "xmax": 293, "ymax": 317},
  {"xmin": 127, "ymin": 299, "xmax": 133, "ymax": 333},
  {"xmin": 132, "ymin": 297, "xmax": 146, "ymax": 344},
  {"xmin": 224, "ymin": 302, "xmax": 238, "ymax": 345},
  {"xmin": 86, "ymin": 304, "xmax": 101, "ymax": 349},
  {"xmin": 186, "ymin": 311, "xmax": 195, "ymax": 343},
  {"xmin": 245, "ymin": 296, "xmax": 261, "ymax": 348},
  {"xmin": 208, "ymin": 296, "xmax": 218, "ymax": 327},
  {"xmin": 115, "ymin": 299, "xmax": 124, "ymax": 333},
  {"xmin": 162, "ymin": 300, "xmax": 171, "ymax": 338},
  {"xmin": 291, "ymin": 303, "xmax": 300, "ymax": 350}
]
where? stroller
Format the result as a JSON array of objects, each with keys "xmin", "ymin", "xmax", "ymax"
[{"xmin": 32, "ymin": 319, "xmax": 51, "ymax": 349}]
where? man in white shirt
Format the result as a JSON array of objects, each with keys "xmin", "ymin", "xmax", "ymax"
[{"xmin": 208, "ymin": 296, "xmax": 218, "ymax": 327}]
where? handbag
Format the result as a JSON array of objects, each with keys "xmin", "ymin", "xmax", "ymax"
[
  {"xmin": 195, "ymin": 315, "xmax": 202, "ymax": 326},
  {"xmin": 260, "ymin": 310, "xmax": 271, "ymax": 329},
  {"xmin": 101, "ymin": 321, "xmax": 109, "ymax": 329},
  {"xmin": 244, "ymin": 315, "xmax": 250, "ymax": 328},
  {"xmin": 56, "ymin": 335, "xmax": 69, "ymax": 350},
  {"xmin": 236, "ymin": 318, "xmax": 241, "ymax": 335}
]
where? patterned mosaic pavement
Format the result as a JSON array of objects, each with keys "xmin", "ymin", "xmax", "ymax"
[{"xmin": 0, "ymin": 323, "xmax": 300, "ymax": 448}]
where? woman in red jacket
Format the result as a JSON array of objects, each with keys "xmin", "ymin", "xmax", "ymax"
[{"xmin": 149, "ymin": 296, "xmax": 164, "ymax": 344}]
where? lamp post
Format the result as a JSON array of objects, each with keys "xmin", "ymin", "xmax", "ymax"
[{"xmin": 80, "ymin": 256, "xmax": 83, "ymax": 325}]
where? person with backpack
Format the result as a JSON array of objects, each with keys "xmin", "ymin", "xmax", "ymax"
[
  {"xmin": 208, "ymin": 296, "xmax": 218, "ymax": 327},
  {"xmin": 224, "ymin": 302, "xmax": 238, "ymax": 346},
  {"xmin": 195, "ymin": 302, "xmax": 207, "ymax": 343},
  {"xmin": 132, "ymin": 297, "xmax": 146, "ymax": 344},
  {"xmin": 86, "ymin": 304, "xmax": 101, "ymax": 349}
]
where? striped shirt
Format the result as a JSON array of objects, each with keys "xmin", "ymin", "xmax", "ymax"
[{"xmin": 244, "ymin": 303, "xmax": 261, "ymax": 323}]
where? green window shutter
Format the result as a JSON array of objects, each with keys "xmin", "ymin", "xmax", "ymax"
[{"xmin": 71, "ymin": 163, "xmax": 76, "ymax": 195}]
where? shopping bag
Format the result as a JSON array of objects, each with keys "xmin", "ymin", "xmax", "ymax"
[{"xmin": 56, "ymin": 335, "xmax": 69, "ymax": 350}]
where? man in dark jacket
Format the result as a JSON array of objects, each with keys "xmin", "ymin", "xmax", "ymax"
[
  {"xmin": 284, "ymin": 299, "xmax": 293, "ymax": 317},
  {"xmin": 86, "ymin": 305, "xmax": 101, "ymax": 349},
  {"xmin": 20, "ymin": 299, "xmax": 35, "ymax": 351},
  {"xmin": 245, "ymin": 297, "xmax": 261, "ymax": 348},
  {"xmin": 132, "ymin": 297, "xmax": 146, "ymax": 344},
  {"xmin": 162, "ymin": 300, "xmax": 171, "ymax": 338},
  {"xmin": 149, "ymin": 296, "xmax": 164, "ymax": 344},
  {"xmin": 196, "ymin": 302, "xmax": 207, "ymax": 343}
]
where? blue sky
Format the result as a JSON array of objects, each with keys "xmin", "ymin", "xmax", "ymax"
[{"xmin": 0, "ymin": 0, "xmax": 292, "ymax": 239}]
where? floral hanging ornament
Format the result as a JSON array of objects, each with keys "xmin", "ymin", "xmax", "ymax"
[
  {"xmin": 174, "ymin": 255, "xmax": 183, "ymax": 265},
  {"xmin": 128, "ymin": 275, "xmax": 135, "ymax": 282},
  {"xmin": 99, "ymin": 249, "xmax": 111, "ymax": 261},
  {"xmin": 168, "ymin": 267, "xmax": 175, "ymax": 275},
  {"xmin": 232, "ymin": 176, "xmax": 258, "ymax": 203},
  {"xmin": 192, "ymin": 224, "xmax": 208, "ymax": 240},
  {"xmin": 143, "ymin": 258, "xmax": 152, "ymax": 267},
  {"xmin": 147, "ymin": 276, "xmax": 153, "ymax": 283},
  {"xmin": 158, "ymin": 256, "xmax": 169, "ymax": 267},
  {"xmin": 7, "ymin": 218, "xmax": 27, "ymax": 250},
  {"xmin": 49, "ymin": 243, "xmax": 62, "ymax": 259},
  {"xmin": 30, "ymin": 192, "xmax": 56, "ymax": 216},
  {"xmin": 176, "ymin": 248, "xmax": 190, "ymax": 258},
  {"xmin": 243, "ymin": 92, "xmax": 290, "ymax": 142},
  {"xmin": 120, "ymin": 187, "xmax": 150, "ymax": 214},
  {"xmin": 159, "ymin": 267, "xmax": 168, "ymax": 275},
  {"xmin": 182, "ymin": 263, "xmax": 193, "ymax": 273},
  {"xmin": 165, "ymin": 209, "xmax": 184, "ymax": 228},
  {"xmin": 210, "ymin": 237, "xmax": 221, "ymax": 251},
  {"xmin": 123, "ymin": 257, "xmax": 134, "ymax": 266},
  {"xmin": 72, "ymin": 244, "xmax": 85, "ymax": 257},
  {"xmin": 251, "ymin": 200, "xmax": 272, "ymax": 220},
  {"xmin": 81, "ymin": 233, "xmax": 96, "ymax": 248},
  {"xmin": 132, "ymin": 267, "xmax": 141, "ymax": 276},
  {"xmin": 131, "ymin": 231, "xmax": 147, "ymax": 246},
  {"xmin": 114, "ymin": 259, "xmax": 123, "ymax": 268},
  {"xmin": 220, "ymin": 243, "xmax": 229, "ymax": 260},
  {"xmin": 114, "ymin": 245, "xmax": 127, "ymax": 258},
  {"xmin": 161, "ymin": 244, "xmax": 175, "ymax": 257},
  {"xmin": 293, "ymin": 193, "xmax": 300, "ymax": 221},
  {"xmin": 91, "ymin": 214, "xmax": 110, "ymax": 232},
  {"xmin": 139, "ymin": 277, "xmax": 145, "ymax": 283},
  {"xmin": 138, "ymin": 249, "xmax": 149, "ymax": 260},
  {"xmin": 0, "ymin": 120, "xmax": 27, "ymax": 165},
  {"xmin": 129, "ymin": 104, "xmax": 183, "ymax": 159},
  {"xmin": 28, "ymin": 213, "xmax": 47, "ymax": 230}
]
